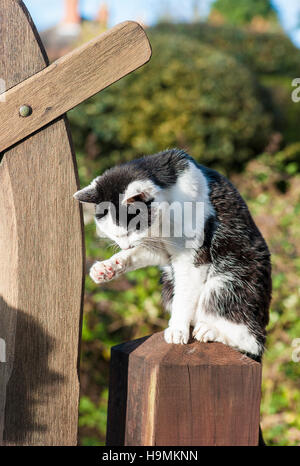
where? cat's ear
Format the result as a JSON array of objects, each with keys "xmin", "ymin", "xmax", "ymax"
[
  {"xmin": 73, "ymin": 184, "xmax": 98, "ymax": 204},
  {"xmin": 122, "ymin": 180, "xmax": 159, "ymax": 205}
]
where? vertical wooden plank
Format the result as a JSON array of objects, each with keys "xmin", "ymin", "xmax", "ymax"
[
  {"xmin": 106, "ymin": 333, "xmax": 262, "ymax": 446},
  {"xmin": 0, "ymin": 0, "xmax": 49, "ymax": 91},
  {"xmin": 155, "ymin": 355, "xmax": 261, "ymax": 445},
  {"xmin": 0, "ymin": 0, "xmax": 84, "ymax": 445},
  {"xmin": 0, "ymin": 161, "xmax": 18, "ymax": 443}
]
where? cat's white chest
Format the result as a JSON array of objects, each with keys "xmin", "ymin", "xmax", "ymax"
[{"xmin": 171, "ymin": 251, "xmax": 211, "ymax": 293}]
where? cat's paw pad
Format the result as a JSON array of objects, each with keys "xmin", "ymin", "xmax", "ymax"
[
  {"xmin": 193, "ymin": 322, "xmax": 219, "ymax": 343},
  {"xmin": 164, "ymin": 326, "xmax": 189, "ymax": 345},
  {"xmin": 90, "ymin": 259, "xmax": 125, "ymax": 284}
]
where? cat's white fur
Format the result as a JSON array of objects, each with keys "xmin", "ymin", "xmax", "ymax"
[{"xmin": 89, "ymin": 161, "xmax": 261, "ymax": 356}]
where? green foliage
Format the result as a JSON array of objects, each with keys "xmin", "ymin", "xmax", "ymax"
[
  {"xmin": 151, "ymin": 23, "xmax": 300, "ymax": 150},
  {"xmin": 69, "ymin": 33, "xmax": 274, "ymax": 176},
  {"xmin": 211, "ymin": 0, "xmax": 278, "ymax": 26},
  {"xmin": 153, "ymin": 22, "xmax": 300, "ymax": 76},
  {"xmin": 259, "ymin": 75, "xmax": 300, "ymax": 145},
  {"xmin": 232, "ymin": 146, "xmax": 300, "ymax": 446},
  {"xmin": 79, "ymin": 393, "xmax": 108, "ymax": 445}
]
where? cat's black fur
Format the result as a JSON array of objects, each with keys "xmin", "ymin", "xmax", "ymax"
[
  {"xmin": 85, "ymin": 149, "xmax": 190, "ymax": 228},
  {"xmin": 81, "ymin": 149, "xmax": 189, "ymax": 206}
]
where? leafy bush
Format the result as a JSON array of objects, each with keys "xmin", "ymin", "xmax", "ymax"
[
  {"xmin": 153, "ymin": 22, "xmax": 300, "ymax": 76},
  {"xmin": 232, "ymin": 145, "xmax": 300, "ymax": 445},
  {"xmin": 211, "ymin": 0, "xmax": 278, "ymax": 27},
  {"xmin": 151, "ymin": 23, "xmax": 300, "ymax": 149},
  {"xmin": 259, "ymin": 75, "xmax": 300, "ymax": 145},
  {"xmin": 69, "ymin": 33, "xmax": 274, "ymax": 176}
]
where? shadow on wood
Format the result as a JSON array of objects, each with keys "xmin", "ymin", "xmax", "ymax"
[
  {"xmin": 0, "ymin": 297, "xmax": 64, "ymax": 444},
  {"xmin": 106, "ymin": 332, "xmax": 262, "ymax": 446}
]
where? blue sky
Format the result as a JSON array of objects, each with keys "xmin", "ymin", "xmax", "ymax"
[{"xmin": 23, "ymin": 0, "xmax": 300, "ymax": 47}]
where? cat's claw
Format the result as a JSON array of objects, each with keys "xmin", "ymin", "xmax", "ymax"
[
  {"xmin": 90, "ymin": 258, "xmax": 124, "ymax": 284},
  {"xmin": 193, "ymin": 322, "xmax": 219, "ymax": 343},
  {"xmin": 164, "ymin": 326, "xmax": 189, "ymax": 345}
]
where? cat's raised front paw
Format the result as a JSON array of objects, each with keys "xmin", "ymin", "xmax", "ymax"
[
  {"xmin": 90, "ymin": 258, "xmax": 125, "ymax": 284},
  {"xmin": 193, "ymin": 322, "xmax": 219, "ymax": 343},
  {"xmin": 164, "ymin": 326, "xmax": 189, "ymax": 345}
]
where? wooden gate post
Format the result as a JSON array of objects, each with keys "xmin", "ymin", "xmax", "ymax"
[
  {"xmin": 0, "ymin": 0, "xmax": 151, "ymax": 445},
  {"xmin": 106, "ymin": 332, "xmax": 262, "ymax": 446}
]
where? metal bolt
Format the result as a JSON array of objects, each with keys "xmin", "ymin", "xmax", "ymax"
[{"xmin": 19, "ymin": 105, "xmax": 32, "ymax": 117}]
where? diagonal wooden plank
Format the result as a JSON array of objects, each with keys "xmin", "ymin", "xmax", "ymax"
[
  {"xmin": 0, "ymin": 0, "xmax": 85, "ymax": 445},
  {"xmin": 0, "ymin": 21, "xmax": 151, "ymax": 152}
]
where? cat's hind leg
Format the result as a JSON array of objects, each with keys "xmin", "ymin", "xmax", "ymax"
[{"xmin": 193, "ymin": 275, "xmax": 263, "ymax": 356}]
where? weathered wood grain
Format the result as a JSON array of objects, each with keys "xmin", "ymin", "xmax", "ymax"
[
  {"xmin": 0, "ymin": 0, "xmax": 85, "ymax": 445},
  {"xmin": 0, "ymin": 20, "xmax": 151, "ymax": 152},
  {"xmin": 106, "ymin": 332, "xmax": 262, "ymax": 446}
]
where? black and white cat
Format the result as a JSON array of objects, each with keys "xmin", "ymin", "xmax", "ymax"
[{"xmin": 74, "ymin": 149, "xmax": 271, "ymax": 358}]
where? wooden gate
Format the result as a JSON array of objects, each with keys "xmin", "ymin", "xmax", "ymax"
[{"xmin": 0, "ymin": 0, "xmax": 151, "ymax": 445}]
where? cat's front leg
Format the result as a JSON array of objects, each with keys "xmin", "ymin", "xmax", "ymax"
[
  {"xmin": 164, "ymin": 259, "xmax": 202, "ymax": 345},
  {"xmin": 90, "ymin": 246, "xmax": 169, "ymax": 284}
]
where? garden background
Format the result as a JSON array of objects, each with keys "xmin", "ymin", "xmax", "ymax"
[{"xmin": 25, "ymin": 0, "xmax": 300, "ymax": 445}]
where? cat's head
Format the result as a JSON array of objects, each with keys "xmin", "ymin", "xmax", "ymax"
[
  {"xmin": 74, "ymin": 165, "xmax": 161, "ymax": 250},
  {"xmin": 74, "ymin": 150, "xmax": 190, "ymax": 250}
]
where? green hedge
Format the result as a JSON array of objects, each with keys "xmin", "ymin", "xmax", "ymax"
[
  {"xmin": 153, "ymin": 22, "xmax": 300, "ymax": 76},
  {"xmin": 69, "ymin": 33, "xmax": 274, "ymax": 176},
  {"xmin": 210, "ymin": 0, "xmax": 278, "ymax": 27}
]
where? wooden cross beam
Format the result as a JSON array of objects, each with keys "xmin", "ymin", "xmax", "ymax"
[
  {"xmin": 0, "ymin": 21, "xmax": 151, "ymax": 153},
  {"xmin": 0, "ymin": 0, "xmax": 151, "ymax": 446}
]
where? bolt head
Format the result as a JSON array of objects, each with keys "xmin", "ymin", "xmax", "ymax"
[{"xmin": 19, "ymin": 105, "xmax": 32, "ymax": 117}]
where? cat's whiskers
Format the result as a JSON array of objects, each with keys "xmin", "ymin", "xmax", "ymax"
[{"xmin": 107, "ymin": 240, "xmax": 120, "ymax": 253}]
